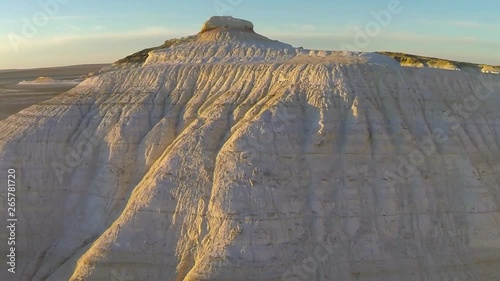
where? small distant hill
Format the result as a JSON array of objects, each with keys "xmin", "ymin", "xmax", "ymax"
[
  {"xmin": 378, "ymin": 52, "xmax": 500, "ymax": 74},
  {"xmin": 0, "ymin": 64, "xmax": 110, "ymax": 79}
]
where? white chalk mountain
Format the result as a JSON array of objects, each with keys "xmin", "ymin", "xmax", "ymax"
[{"xmin": 1, "ymin": 16, "xmax": 500, "ymax": 281}]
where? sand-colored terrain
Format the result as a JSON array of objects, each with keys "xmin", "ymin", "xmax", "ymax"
[
  {"xmin": 379, "ymin": 52, "xmax": 500, "ymax": 73},
  {"xmin": 0, "ymin": 64, "xmax": 109, "ymax": 120}
]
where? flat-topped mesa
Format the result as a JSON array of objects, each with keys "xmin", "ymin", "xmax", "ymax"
[
  {"xmin": 196, "ymin": 16, "xmax": 272, "ymax": 44},
  {"xmin": 200, "ymin": 16, "xmax": 254, "ymax": 33},
  {"xmin": 121, "ymin": 16, "xmax": 396, "ymax": 66}
]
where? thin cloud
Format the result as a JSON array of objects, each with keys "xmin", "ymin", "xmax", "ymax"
[
  {"xmin": 445, "ymin": 20, "xmax": 483, "ymax": 28},
  {"xmin": 51, "ymin": 15, "xmax": 93, "ymax": 21},
  {"xmin": 0, "ymin": 15, "xmax": 91, "ymax": 24},
  {"xmin": 65, "ymin": 24, "xmax": 82, "ymax": 32},
  {"xmin": 0, "ymin": 26, "xmax": 189, "ymax": 55},
  {"xmin": 422, "ymin": 19, "xmax": 498, "ymax": 29},
  {"xmin": 0, "ymin": 26, "xmax": 194, "ymax": 68},
  {"xmin": 282, "ymin": 24, "xmax": 317, "ymax": 32},
  {"xmin": 378, "ymin": 31, "xmax": 497, "ymax": 45}
]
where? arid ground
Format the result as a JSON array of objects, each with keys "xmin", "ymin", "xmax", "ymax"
[{"xmin": 0, "ymin": 64, "xmax": 108, "ymax": 120}]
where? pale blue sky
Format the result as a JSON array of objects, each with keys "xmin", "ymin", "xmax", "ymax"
[{"xmin": 0, "ymin": 0, "xmax": 499, "ymax": 69}]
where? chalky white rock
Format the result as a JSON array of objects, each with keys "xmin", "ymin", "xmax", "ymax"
[{"xmin": 0, "ymin": 17, "xmax": 499, "ymax": 281}]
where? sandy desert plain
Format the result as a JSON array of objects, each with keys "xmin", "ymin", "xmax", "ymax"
[{"xmin": 0, "ymin": 64, "xmax": 108, "ymax": 120}]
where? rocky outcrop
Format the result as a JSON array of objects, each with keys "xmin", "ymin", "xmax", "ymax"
[
  {"xmin": 379, "ymin": 51, "xmax": 500, "ymax": 74},
  {"xmin": 1, "ymin": 17, "xmax": 500, "ymax": 281},
  {"xmin": 201, "ymin": 16, "xmax": 254, "ymax": 33}
]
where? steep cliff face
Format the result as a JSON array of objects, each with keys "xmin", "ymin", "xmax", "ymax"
[{"xmin": 1, "ymin": 17, "xmax": 500, "ymax": 281}]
